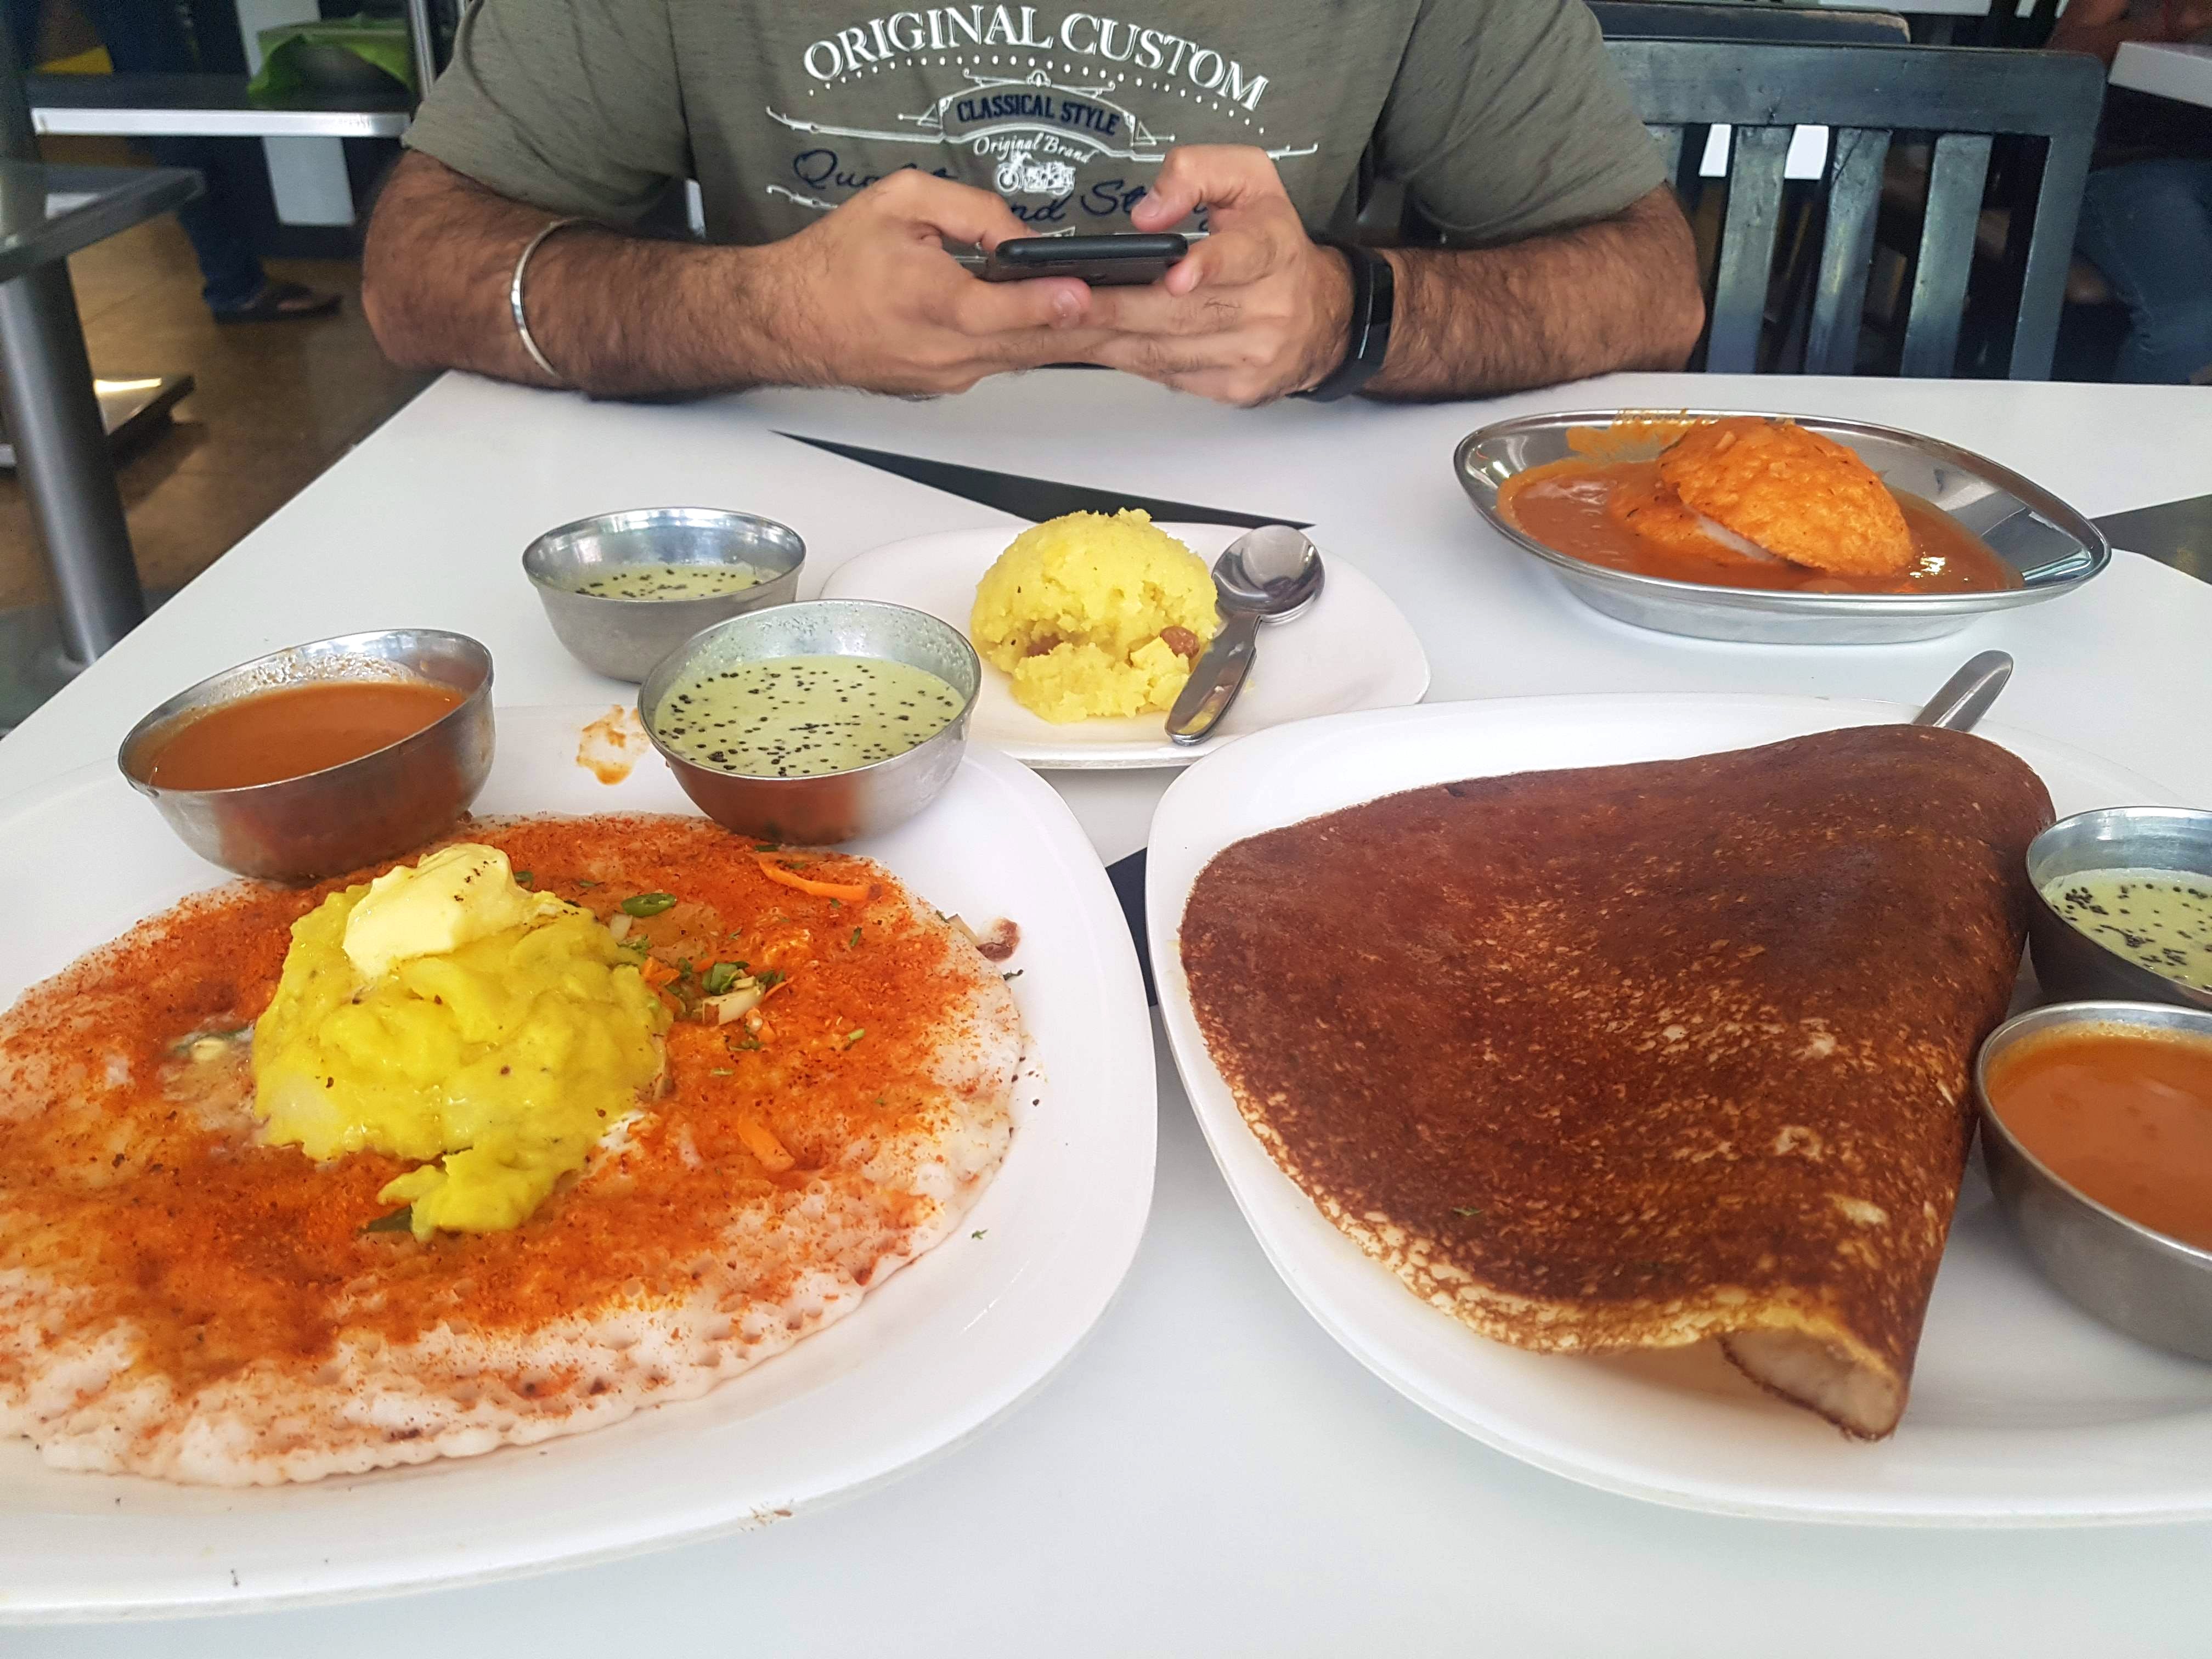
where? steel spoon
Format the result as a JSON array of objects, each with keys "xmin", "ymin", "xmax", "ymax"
[
  {"xmin": 1911, "ymin": 649, "xmax": 2014, "ymax": 732},
  {"xmin": 1166, "ymin": 525, "xmax": 1325, "ymax": 746}
]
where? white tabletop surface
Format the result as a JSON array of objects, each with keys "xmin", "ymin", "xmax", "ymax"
[
  {"xmin": 2111, "ymin": 38, "xmax": 2212, "ymax": 107},
  {"xmin": 8, "ymin": 369, "xmax": 2212, "ymax": 1651}
]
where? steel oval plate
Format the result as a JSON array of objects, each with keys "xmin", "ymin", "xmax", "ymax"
[{"xmin": 1453, "ymin": 409, "xmax": 2111, "ymax": 645}]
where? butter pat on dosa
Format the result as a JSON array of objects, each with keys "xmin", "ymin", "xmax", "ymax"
[{"xmin": 1177, "ymin": 726, "xmax": 2052, "ymax": 1439}]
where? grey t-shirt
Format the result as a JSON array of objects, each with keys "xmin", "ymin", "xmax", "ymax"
[{"xmin": 405, "ymin": 0, "xmax": 1662, "ymax": 247}]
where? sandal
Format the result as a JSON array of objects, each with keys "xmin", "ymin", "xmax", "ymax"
[{"xmin": 211, "ymin": 280, "xmax": 342, "ymax": 324}]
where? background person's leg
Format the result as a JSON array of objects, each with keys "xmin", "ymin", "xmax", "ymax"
[
  {"xmin": 3, "ymin": 0, "xmax": 38, "ymax": 71},
  {"xmin": 2074, "ymin": 158, "xmax": 2212, "ymax": 385},
  {"xmin": 78, "ymin": 0, "xmax": 335, "ymax": 319}
]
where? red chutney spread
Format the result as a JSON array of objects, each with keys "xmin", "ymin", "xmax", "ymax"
[{"xmin": 0, "ymin": 817, "xmax": 967, "ymax": 1390}]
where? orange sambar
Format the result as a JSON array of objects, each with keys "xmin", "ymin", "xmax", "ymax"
[
  {"xmin": 144, "ymin": 679, "xmax": 465, "ymax": 792},
  {"xmin": 1985, "ymin": 1025, "xmax": 2212, "ymax": 1252}
]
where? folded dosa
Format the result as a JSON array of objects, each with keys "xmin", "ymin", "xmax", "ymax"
[{"xmin": 1178, "ymin": 725, "xmax": 2052, "ymax": 1438}]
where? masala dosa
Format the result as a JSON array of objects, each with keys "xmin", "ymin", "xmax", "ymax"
[
  {"xmin": 0, "ymin": 815, "xmax": 1020, "ymax": 1485},
  {"xmin": 1177, "ymin": 725, "xmax": 2051, "ymax": 1438}
]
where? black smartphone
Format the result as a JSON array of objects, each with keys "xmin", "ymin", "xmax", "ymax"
[{"xmin": 980, "ymin": 233, "xmax": 1188, "ymax": 286}]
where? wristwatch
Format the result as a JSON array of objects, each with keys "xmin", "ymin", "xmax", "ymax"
[{"xmin": 1297, "ymin": 239, "xmax": 1395, "ymax": 402}]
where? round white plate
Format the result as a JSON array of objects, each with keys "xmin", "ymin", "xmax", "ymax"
[
  {"xmin": 0, "ymin": 706, "xmax": 1155, "ymax": 1621},
  {"xmin": 820, "ymin": 522, "xmax": 1431, "ymax": 769},
  {"xmin": 1146, "ymin": 693, "xmax": 2212, "ymax": 1526}
]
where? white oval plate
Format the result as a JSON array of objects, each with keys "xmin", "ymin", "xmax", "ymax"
[
  {"xmin": 820, "ymin": 522, "xmax": 1431, "ymax": 770},
  {"xmin": 0, "ymin": 706, "xmax": 1155, "ymax": 1621},
  {"xmin": 1146, "ymin": 693, "xmax": 2212, "ymax": 1525}
]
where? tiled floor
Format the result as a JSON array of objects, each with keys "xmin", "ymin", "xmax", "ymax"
[{"xmin": 0, "ymin": 151, "xmax": 430, "ymax": 616}]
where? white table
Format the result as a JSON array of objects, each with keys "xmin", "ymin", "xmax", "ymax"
[
  {"xmin": 2111, "ymin": 39, "xmax": 2212, "ymax": 107},
  {"xmin": 8, "ymin": 370, "xmax": 2212, "ymax": 1654}
]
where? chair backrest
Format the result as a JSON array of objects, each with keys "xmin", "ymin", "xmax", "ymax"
[
  {"xmin": 1605, "ymin": 38, "xmax": 2104, "ymax": 378},
  {"xmin": 1966, "ymin": 0, "xmax": 2064, "ymax": 50},
  {"xmin": 1589, "ymin": 1, "xmax": 1910, "ymax": 46}
]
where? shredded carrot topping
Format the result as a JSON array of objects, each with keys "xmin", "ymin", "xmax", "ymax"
[
  {"xmin": 734, "ymin": 1115, "xmax": 795, "ymax": 1173},
  {"xmin": 754, "ymin": 854, "xmax": 870, "ymax": 903}
]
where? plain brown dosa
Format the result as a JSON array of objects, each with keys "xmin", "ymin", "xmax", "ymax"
[{"xmin": 1177, "ymin": 725, "xmax": 2052, "ymax": 1438}]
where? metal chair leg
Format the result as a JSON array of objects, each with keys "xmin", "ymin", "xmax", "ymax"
[{"xmin": 0, "ymin": 258, "xmax": 147, "ymax": 664}]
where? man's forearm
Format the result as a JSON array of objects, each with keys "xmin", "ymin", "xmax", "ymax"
[
  {"xmin": 362, "ymin": 153, "xmax": 788, "ymax": 396},
  {"xmin": 1366, "ymin": 187, "xmax": 1704, "ymax": 400}
]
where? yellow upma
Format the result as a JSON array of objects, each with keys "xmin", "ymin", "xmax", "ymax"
[{"xmin": 970, "ymin": 509, "xmax": 1220, "ymax": 723}]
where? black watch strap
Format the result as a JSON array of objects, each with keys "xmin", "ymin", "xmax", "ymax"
[{"xmin": 1297, "ymin": 239, "xmax": 1395, "ymax": 402}]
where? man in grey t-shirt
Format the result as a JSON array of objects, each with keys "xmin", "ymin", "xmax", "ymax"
[{"xmin": 365, "ymin": 1, "xmax": 1702, "ymax": 404}]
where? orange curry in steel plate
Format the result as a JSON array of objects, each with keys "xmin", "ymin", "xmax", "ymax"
[
  {"xmin": 1494, "ymin": 416, "xmax": 2021, "ymax": 596},
  {"xmin": 0, "ymin": 817, "xmax": 973, "ymax": 1394}
]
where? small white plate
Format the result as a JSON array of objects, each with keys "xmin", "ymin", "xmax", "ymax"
[
  {"xmin": 0, "ymin": 706, "xmax": 1155, "ymax": 1621},
  {"xmin": 1147, "ymin": 693, "xmax": 2212, "ymax": 1526},
  {"xmin": 820, "ymin": 522, "xmax": 1431, "ymax": 770}
]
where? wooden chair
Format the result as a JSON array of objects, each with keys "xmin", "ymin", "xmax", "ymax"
[
  {"xmin": 1604, "ymin": 39, "xmax": 2104, "ymax": 377},
  {"xmin": 1582, "ymin": 4, "xmax": 1912, "ymax": 243}
]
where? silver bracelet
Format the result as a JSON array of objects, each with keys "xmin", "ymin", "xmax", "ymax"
[{"xmin": 509, "ymin": 216, "xmax": 585, "ymax": 384}]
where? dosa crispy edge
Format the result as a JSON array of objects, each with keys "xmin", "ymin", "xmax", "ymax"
[{"xmin": 1178, "ymin": 726, "xmax": 2052, "ymax": 1438}]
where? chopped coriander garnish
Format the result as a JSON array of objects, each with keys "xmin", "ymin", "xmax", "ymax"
[
  {"xmin": 970, "ymin": 1229, "xmax": 987, "ymax": 1240},
  {"xmin": 844, "ymin": 1029, "xmax": 866, "ymax": 1046},
  {"xmin": 574, "ymin": 878, "xmax": 601, "ymax": 889},
  {"xmin": 620, "ymin": 891, "xmax": 676, "ymax": 917},
  {"xmin": 513, "ymin": 870, "xmax": 533, "ymax": 887},
  {"xmin": 1002, "ymin": 969, "xmax": 1023, "ymax": 981},
  {"xmin": 754, "ymin": 967, "xmax": 786, "ymax": 990},
  {"xmin": 363, "ymin": 1206, "xmax": 413, "ymax": 1234},
  {"xmin": 702, "ymin": 961, "xmax": 746, "ymax": 996},
  {"xmin": 727, "ymin": 1035, "xmax": 763, "ymax": 1053},
  {"xmin": 849, "ymin": 927, "xmax": 863, "ymax": 949}
]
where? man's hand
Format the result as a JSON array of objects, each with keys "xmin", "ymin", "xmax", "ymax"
[
  {"xmin": 1079, "ymin": 146, "xmax": 1353, "ymax": 407},
  {"xmin": 756, "ymin": 170, "xmax": 1093, "ymax": 395},
  {"xmin": 363, "ymin": 154, "xmax": 1097, "ymax": 398}
]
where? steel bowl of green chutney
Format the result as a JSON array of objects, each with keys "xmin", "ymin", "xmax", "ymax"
[
  {"xmin": 637, "ymin": 599, "xmax": 980, "ymax": 845},
  {"xmin": 524, "ymin": 506, "xmax": 806, "ymax": 683},
  {"xmin": 2025, "ymin": 805, "xmax": 2212, "ymax": 1012}
]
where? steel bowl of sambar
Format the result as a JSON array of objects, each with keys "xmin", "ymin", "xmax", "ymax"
[
  {"xmin": 117, "ymin": 629, "xmax": 494, "ymax": 881},
  {"xmin": 1976, "ymin": 1000, "xmax": 2212, "ymax": 1363}
]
